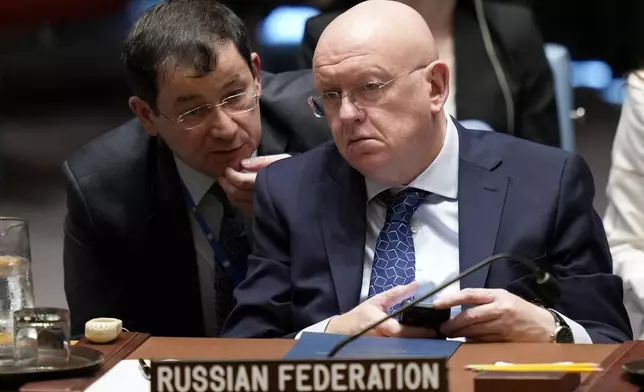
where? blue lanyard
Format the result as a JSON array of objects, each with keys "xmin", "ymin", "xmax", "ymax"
[{"xmin": 180, "ymin": 182, "xmax": 246, "ymax": 286}]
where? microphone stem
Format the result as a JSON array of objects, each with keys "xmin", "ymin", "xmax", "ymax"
[{"xmin": 326, "ymin": 253, "xmax": 536, "ymax": 358}]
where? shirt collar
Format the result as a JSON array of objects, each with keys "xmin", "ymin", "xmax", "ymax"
[
  {"xmin": 174, "ymin": 151, "xmax": 258, "ymax": 205},
  {"xmin": 365, "ymin": 116, "xmax": 460, "ymax": 202}
]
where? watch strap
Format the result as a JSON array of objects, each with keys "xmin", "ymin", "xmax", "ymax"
[{"xmin": 545, "ymin": 308, "xmax": 573, "ymax": 343}]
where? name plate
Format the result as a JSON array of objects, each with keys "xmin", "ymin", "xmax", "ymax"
[{"xmin": 150, "ymin": 358, "xmax": 447, "ymax": 392}]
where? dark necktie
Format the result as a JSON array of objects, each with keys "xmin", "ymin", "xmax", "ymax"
[
  {"xmin": 368, "ymin": 188, "xmax": 429, "ymax": 312},
  {"xmin": 208, "ymin": 183, "xmax": 251, "ymax": 335}
]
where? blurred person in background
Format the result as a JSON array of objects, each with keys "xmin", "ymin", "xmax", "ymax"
[
  {"xmin": 62, "ymin": 0, "xmax": 330, "ymax": 338},
  {"xmin": 604, "ymin": 70, "xmax": 644, "ymax": 339},
  {"xmin": 298, "ymin": 0, "xmax": 561, "ymax": 148}
]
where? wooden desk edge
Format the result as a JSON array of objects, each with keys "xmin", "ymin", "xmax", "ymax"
[{"xmin": 127, "ymin": 338, "xmax": 617, "ymax": 361}]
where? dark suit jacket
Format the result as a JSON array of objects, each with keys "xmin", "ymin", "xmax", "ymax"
[
  {"xmin": 222, "ymin": 122, "xmax": 632, "ymax": 343},
  {"xmin": 62, "ymin": 70, "xmax": 331, "ymax": 337},
  {"xmin": 298, "ymin": 1, "xmax": 560, "ymax": 148}
]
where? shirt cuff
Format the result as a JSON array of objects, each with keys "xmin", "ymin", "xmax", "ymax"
[
  {"xmin": 294, "ymin": 317, "xmax": 335, "ymax": 339},
  {"xmin": 551, "ymin": 310, "xmax": 593, "ymax": 344}
]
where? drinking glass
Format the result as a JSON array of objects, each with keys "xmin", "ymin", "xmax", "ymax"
[
  {"xmin": 13, "ymin": 307, "xmax": 70, "ymax": 368},
  {"xmin": 0, "ymin": 218, "xmax": 35, "ymax": 366}
]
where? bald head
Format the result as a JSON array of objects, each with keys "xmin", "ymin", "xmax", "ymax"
[
  {"xmin": 312, "ymin": 0, "xmax": 450, "ymax": 187},
  {"xmin": 313, "ymin": 0, "xmax": 438, "ymax": 70}
]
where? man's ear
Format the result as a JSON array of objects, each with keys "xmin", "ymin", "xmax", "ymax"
[
  {"xmin": 425, "ymin": 61, "xmax": 450, "ymax": 114},
  {"xmin": 128, "ymin": 96, "xmax": 159, "ymax": 136},
  {"xmin": 251, "ymin": 52, "xmax": 262, "ymax": 89}
]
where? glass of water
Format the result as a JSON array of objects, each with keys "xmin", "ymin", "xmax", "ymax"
[
  {"xmin": 0, "ymin": 218, "xmax": 35, "ymax": 367},
  {"xmin": 13, "ymin": 307, "xmax": 70, "ymax": 368}
]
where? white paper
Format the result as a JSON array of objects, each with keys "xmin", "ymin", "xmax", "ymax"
[{"xmin": 86, "ymin": 359, "xmax": 149, "ymax": 392}]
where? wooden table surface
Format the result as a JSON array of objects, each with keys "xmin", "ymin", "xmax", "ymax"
[{"xmin": 129, "ymin": 338, "xmax": 618, "ymax": 392}]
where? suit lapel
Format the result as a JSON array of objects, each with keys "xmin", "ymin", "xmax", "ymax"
[
  {"xmin": 319, "ymin": 147, "xmax": 367, "ymax": 314},
  {"xmin": 457, "ymin": 126, "xmax": 509, "ymax": 290}
]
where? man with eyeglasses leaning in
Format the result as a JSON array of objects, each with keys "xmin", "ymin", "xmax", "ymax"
[
  {"xmin": 61, "ymin": 0, "xmax": 330, "ymax": 338},
  {"xmin": 222, "ymin": 0, "xmax": 631, "ymax": 343}
]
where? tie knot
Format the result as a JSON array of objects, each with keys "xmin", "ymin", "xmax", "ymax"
[
  {"xmin": 382, "ymin": 188, "xmax": 429, "ymax": 223},
  {"xmin": 209, "ymin": 183, "xmax": 235, "ymax": 216}
]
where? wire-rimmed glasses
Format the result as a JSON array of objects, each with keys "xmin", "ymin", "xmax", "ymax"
[
  {"xmin": 308, "ymin": 65, "xmax": 428, "ymax": 118},
  {"xmin": 160, "ymin": 89, "xmax": 262, "ymax": 131}
]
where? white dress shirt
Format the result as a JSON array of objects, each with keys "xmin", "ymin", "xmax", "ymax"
[
  {"xmin": 604, "ymin": 71, "xmax": 644, "ymax": 339},
  {"xmin": 300, "ymin": 117, "xmax": 590, "ymax": 343}
]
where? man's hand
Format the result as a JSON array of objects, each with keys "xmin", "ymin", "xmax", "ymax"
[
  {"xmin": 325, "ymin": 282, "xmax": 436, "ymax": 338},
  {"xmin": 218, "ymin": 154, "xmax": 290, "ymax": 216},
  {"xmin": 432, "ymin": 288, "xmax": 556, "ymax": 342}
]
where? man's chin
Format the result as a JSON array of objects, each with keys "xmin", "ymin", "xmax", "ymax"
[
  {"xmin": 348, "ymin": 155, "xmax": 383, "ymax": 176},
  {"xmin": 226, "ymin": 159, "xmax": 243, "ymax": 173},
  {"xmin": 346, "ymin": 153, "xmax": 398, "ymax": 183},
  {"xmin": 211, "ymin": 145, "xmax": 253, "ymax": 174}
]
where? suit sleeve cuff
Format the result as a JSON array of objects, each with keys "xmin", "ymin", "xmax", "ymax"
[
  {"xmin": 295, "ymin": 317, "xmax": 335, "ymax": 339},
  {"xmin": 552, "ymin": 310, "xmax": 593, "ymax": 344}
]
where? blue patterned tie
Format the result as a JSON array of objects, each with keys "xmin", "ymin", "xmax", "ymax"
[
  {"xmin": 368, "ymin": 188, "xmax": 429, "ymax": 311},
  {"xmin": 209, "ymin": 183, "xmax": 251, "ymax": 335}
]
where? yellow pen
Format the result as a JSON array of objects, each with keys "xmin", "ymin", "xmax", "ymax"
[{"xmin": 465, "ymin": 362, "xmax": 603, "ymax": 372}]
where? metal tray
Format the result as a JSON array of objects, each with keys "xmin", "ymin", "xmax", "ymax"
[{"xmin": 0, "ymin": 345, "xmax": 104, "ymax": 385}]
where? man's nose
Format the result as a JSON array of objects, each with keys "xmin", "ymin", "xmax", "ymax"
[
  {"xmin": 207, "ymin": 110, "xmax": 237, "ymax": 140},
  {"xmin": 338, "ymin": 95, "xmax": 364, "ymax": 123}
]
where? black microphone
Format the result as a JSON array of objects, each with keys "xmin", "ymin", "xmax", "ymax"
[{"xmin": 327, "ymin": 253, "xmax": 559, "ymax": 358}]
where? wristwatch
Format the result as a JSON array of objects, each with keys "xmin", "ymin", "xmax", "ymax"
[{"xmin": 546, "ymin": 309, "xmax": 574, "ymax": 343}]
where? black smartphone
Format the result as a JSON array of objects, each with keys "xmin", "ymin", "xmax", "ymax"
[{"xmin": 400, "ymin": 305, "xmax": 451, "ymax": 331}]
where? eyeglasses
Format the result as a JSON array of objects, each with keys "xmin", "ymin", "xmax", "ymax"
[
  {"xmin": 308, "ymin": 65, "xmax": 427, "ymax": 118},
  {"xmin": 159, "ymin": 89, "xmax": 262, "ymax": 131}
]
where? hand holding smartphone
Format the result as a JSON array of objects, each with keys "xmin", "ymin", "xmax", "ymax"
[{"xmin": 399, "ymin": 305, "xmax": 451, "ymax": 338}]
